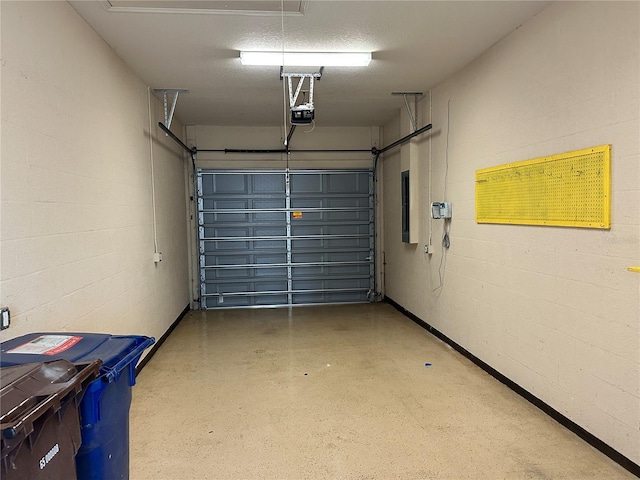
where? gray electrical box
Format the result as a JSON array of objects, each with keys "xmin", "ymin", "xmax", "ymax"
[{"xmin": 431, "ymin": 202, "xmax": 452, "ymax": 219}]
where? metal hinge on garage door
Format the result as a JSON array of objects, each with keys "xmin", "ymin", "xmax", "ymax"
[{"xmin": 196, "ymin": 168, "xmax": 375, "ymax": 308}]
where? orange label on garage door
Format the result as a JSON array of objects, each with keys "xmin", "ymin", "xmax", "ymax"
[{"xmin": 292, "ymin": 212, "xmax": 303, "ymax": 219}]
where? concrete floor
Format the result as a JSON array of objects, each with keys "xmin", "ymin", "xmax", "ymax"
[{"xmin": 129, "ymin": 303, "xmax": 634, "ymax": 479}]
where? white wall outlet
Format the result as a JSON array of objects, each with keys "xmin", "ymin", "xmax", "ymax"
[
  {"xmin": 424, "ymin": 244, "xmax": 433, "ymax": 254},
  {"xmin": 153, "ymin": 252, "xmax": 163, "ymax": 263},
  {"xmin": 1, "ymin": 308, "xmax": 10, "ymax": 330}
]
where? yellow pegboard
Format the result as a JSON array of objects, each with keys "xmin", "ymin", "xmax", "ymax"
[{"xmin": 475, "ymin": 145, "xmax": 611, "ymax": 229}]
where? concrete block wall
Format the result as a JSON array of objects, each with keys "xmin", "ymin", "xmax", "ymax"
[
  {"xmin": 381, "ymin": 1, "xmax": 639, "ymax": 464},
  {"xmin": 0, "ymin": 2, "xmax": 190, "ymax": 344}
]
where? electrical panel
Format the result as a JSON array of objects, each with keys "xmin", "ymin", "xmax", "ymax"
[
  {"xmin": 402, "ymin": 171, "xmax": 410, "ymax": 242},
  {"xmin": 431, "ymin": 202, "xmax": 452, "ymax": 219}
]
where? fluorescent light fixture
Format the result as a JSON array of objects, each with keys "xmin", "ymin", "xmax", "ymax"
[{"xmin": 240, "ymin": 51, "xmax": 371, "ymax": 67}]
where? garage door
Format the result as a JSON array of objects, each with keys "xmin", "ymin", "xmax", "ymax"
[{"xmin": 197, "ymin": 169, "xmax": 374, "ymax": 308}]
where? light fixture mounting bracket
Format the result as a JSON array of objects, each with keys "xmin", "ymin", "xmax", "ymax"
[
  {"xmin": 392, "ymin": 92, "xmax": 423, "ymax": 132},
  {"xmin": 153, "ymin": 88, "xmax": 189, "ymax": 130}
]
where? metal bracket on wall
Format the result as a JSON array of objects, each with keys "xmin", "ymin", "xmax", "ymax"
[
  {"xmin": 153, "ymin": 88, "xmax": 189, "ymax": 130},
  {"xmin": 392, "ymin": 92, "xmax": 423, "ymax": 132}
]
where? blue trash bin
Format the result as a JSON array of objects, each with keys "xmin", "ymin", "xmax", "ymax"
[{"xmin": 0, "ymin": 333, "xmax": 154, "ymax": 480}]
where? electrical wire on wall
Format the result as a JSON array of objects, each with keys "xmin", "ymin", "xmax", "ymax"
[
  {"xmin": 304, "ymin": 120, "xmax": 316, "ymax": 133},
  {"xmin": 147, "ymin": 86, "xmax": 159, "ymax": 256},
  {"xmin": 428, "ymin": 90, "xmax": 433, "ymax": 249},
  {"xmin": 433, "ymin": 98, "xmax": 451, "ymax": 293}
]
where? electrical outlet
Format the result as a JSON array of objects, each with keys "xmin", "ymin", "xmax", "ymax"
[
  {"xmin": 431, "ymin": 202, "xmax": 452, "ymax": 219},
  {"xmin": 424, "ymin": 244, "xmax": 433, "ymax": 254},
  {"xmin": 153, "ymin": 252, "xmax": 163, "ymax": 263},
  {"xmin": 1, "ymin": 308, "xmax": 10, "ymax": 330}
]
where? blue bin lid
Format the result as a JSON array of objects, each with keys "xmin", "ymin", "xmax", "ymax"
[{"xmin": 0, "ymin": 333, "xmax": 154, "ymax": 383}]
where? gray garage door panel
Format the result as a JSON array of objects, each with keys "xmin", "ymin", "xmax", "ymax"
[{"xmin": 197, "ymin": 169, "xmax": 374, "ymax": 308}]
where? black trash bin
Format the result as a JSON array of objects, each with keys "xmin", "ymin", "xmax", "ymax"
[{"xmin": 0, "ymin": 359, "xmax": 101, "ymax": 480}]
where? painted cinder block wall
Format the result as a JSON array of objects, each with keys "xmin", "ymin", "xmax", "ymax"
[
  {"xmin": 0, "ymin": 1, "xmax": 190, "ymax": 344},
  {"xmin": 382, "ymin": 1, "xmax": 639, "ymax": 464}
]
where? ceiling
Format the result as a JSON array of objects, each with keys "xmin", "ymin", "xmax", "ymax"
[{"xmin": 69, "ymin": 0, "xmax": 551, "ymax": 128}]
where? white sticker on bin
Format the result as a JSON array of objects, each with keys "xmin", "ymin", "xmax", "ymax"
[{"xmin": 6, "ymin": 335, "xmax": 83, "ymax": 355}]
